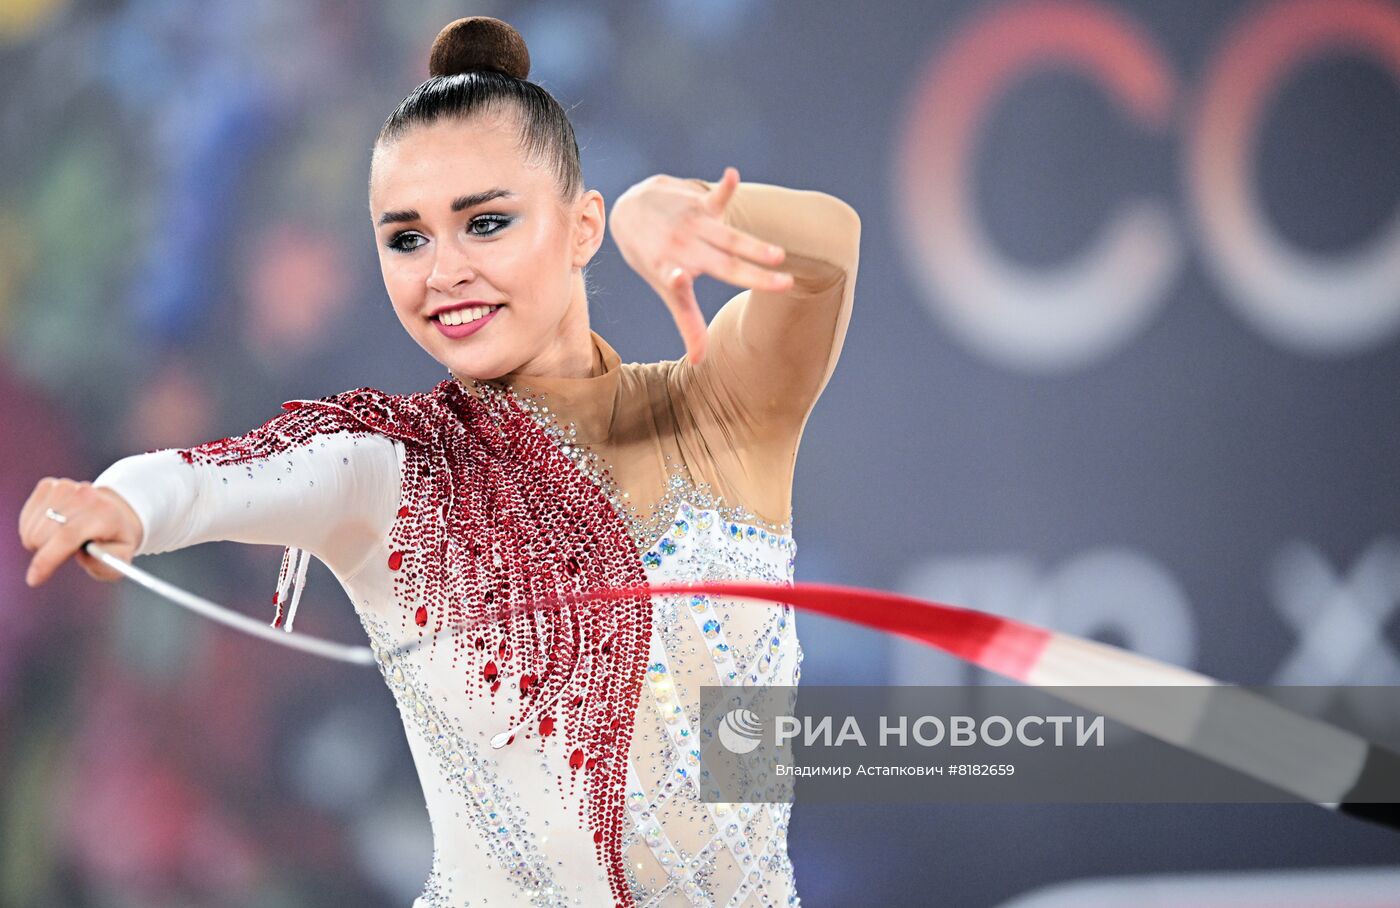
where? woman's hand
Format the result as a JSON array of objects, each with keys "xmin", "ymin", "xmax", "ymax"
[
  {"xmin": 18, "ymin": 478, "xmax": 144, "ymax": 587},
  {"xmin": 609, "ymin": 167, "xmax": 794, "ymax": 365}
]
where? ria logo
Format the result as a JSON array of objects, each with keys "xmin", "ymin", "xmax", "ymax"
[{"xmin": 718, "ymin": 708, "xmax": 765, "ymax": 754}]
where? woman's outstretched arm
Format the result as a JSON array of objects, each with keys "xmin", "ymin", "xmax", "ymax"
[{"xmin": 20, "ymin": 407, "xmax": 403, "ymax": 587}]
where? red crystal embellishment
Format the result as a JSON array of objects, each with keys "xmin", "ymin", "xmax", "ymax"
[{"xmin": 174, "ymin": 381, "xmax": 653, "ymax": 907}]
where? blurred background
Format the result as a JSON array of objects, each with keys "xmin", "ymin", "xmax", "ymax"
[{"xmin": 3, "ymin": 0, "xmax": 1400, "ymax": 905}]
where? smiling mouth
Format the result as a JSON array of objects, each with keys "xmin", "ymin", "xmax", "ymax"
[{"xmin": 432, "ymin": 304, "xmax": 502, "ymax": 326}]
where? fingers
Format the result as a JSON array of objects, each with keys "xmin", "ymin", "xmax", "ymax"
[
  {"xmin": 637, "ymin": 165, "xmax": 792, "ymax": 362},
  {"xmin": 19, "ymin": 478, "xmax": 73, "ymax": 552},
  {"xmin": 697, "ymin": 217, "xmax": 786, "ymax": 269},
  {"xmin": 20, "ymin": 480, "xmax": 133, "ymax": 586},
  {"xmin": 702, "ymin": 166, "xmax": 741, "ymax": 217},
  {"xmin": 692, "ymin": 240, "xmax": 793, "ymax": 293},
  {"xmin": 16, "ymin": 478, "xmax": 42, "ymax": 538},
  {"xmin": 74, "ymin": 541, "xmax": 130, "ymax": 583},
  {"xmin": 659, "ymin": 265, "xmax": 708, "ymax": 365},
  {"xmin": 25, "ymin": 505, "xmax": 100, "ymax": 587},
  {"xmin": 18, "ymin": 477, "xmax": 59, "ymax": 546}
]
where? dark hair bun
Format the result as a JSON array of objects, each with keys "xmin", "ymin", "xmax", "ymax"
[{"xmin": 428, "ymin": 17, "xmax": 531, "ymax": 80}]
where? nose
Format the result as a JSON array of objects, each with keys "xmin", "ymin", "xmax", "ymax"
[{"xmin": 425, "ymin": 236, "xmax": 478, "ymax": 294}]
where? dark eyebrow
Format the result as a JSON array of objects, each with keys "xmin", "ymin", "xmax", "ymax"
[
  {"xmin": 452, "ymin": 188, "xmax": 516, "ymax": 212},
  {"xmin": 375, "ymin": 188, "xmax": 517, "ymax": 228},
  {"xmin": 376, "ymin": 209, "xmax": 419, "ymax": 227}
]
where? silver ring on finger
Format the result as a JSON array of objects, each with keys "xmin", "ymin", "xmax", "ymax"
[{"xmin": 44, "ymin": 507, "xmax": 69, "ymax": 525}]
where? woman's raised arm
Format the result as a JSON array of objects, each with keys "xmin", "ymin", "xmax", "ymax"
[
  {"xmin": 609, "ymin": 169, "xmax": 861, "ymax": 428},
  {"xmin": 690, "ymin": 177, "xmax": 862, "ymax": 427}
]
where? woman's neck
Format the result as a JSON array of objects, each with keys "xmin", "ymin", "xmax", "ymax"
[{"xmin": 513, "ymin": 330, "xmax": 598, "ymax": 379}]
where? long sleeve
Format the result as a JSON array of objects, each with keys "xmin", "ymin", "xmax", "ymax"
[
  {"xmin": 688, "ymin": 179, "xmax": 862, "ymax": 430},
  {"xmin": 92, "ymin": 421, "xmax": 403, "ymax": 582}
]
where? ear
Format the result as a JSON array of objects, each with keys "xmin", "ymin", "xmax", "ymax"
[{"xmin": 570, "ymin": 189, "xmax": 607, "ymax": 269}]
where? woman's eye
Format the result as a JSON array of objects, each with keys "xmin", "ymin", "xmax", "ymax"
[
  {"xmin": 469, "ymin": 215, "xmax": 510, "ymax": 236},
  {"xmin": 387, "ymin": 232, "xmax": 426, "ymax": 253}
]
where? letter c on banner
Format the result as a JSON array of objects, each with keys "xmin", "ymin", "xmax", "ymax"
[
  {"xmin": 1189, "ymin": 0, "xmax": 1400, "ymax": 354},
  {"xmin": 894, "ymin": 0, "xmax": 1182, "ymax": 373}
]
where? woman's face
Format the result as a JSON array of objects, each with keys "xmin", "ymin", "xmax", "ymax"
[{"xmin": 370, "ymin": 114, "xmax": 605, "ymax": 380}]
